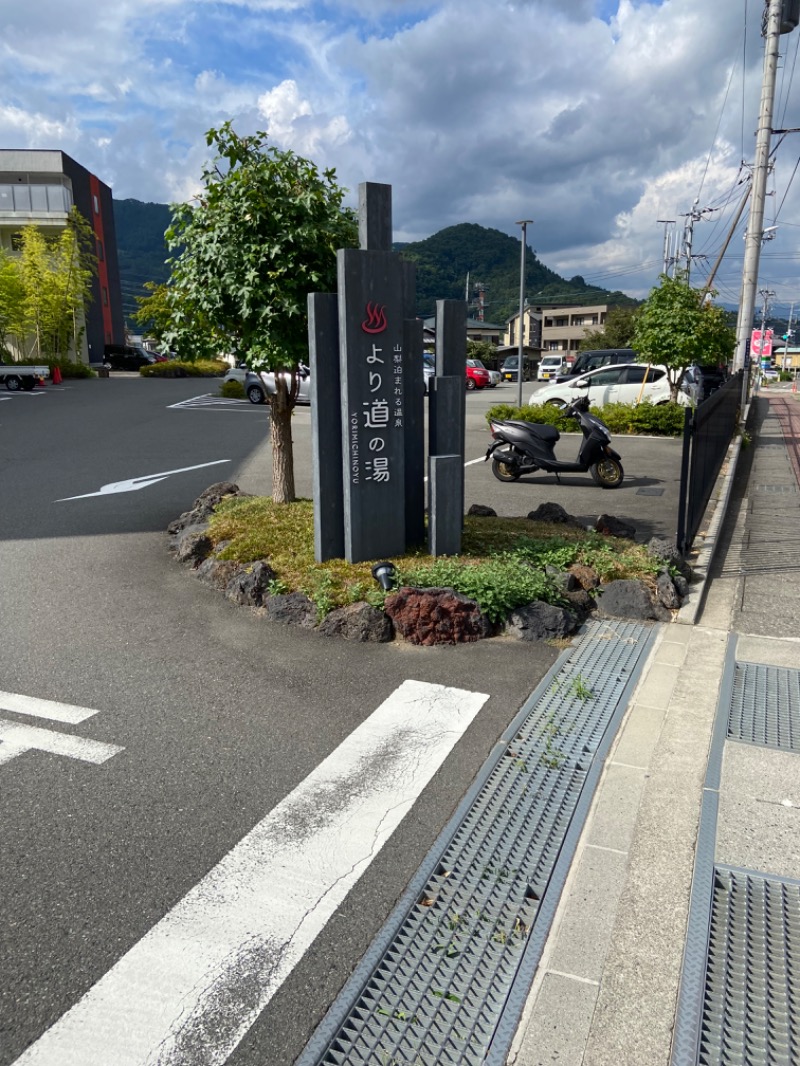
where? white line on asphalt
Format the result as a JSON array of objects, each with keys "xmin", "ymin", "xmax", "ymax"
[
  {"xmin": 0, "ymin": 690, "xmax": 100, "ymax": 724},
  {"xmin": 0, "ymin": 719, "xmax": 123, "ymax": 765},
  {"xmin": 56, "ymin": 460, "xmax": 231, "ymax": 501},
  {"xmin": 12, "ymin": 679, "xmax": 489, "ymax": 1066}
]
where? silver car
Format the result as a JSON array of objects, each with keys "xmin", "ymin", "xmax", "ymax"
[{"xmin": 245, "ymin": 365, "xmax": 311, "ymax": 405}]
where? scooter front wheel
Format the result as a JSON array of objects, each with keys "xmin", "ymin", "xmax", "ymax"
[
  {"xmin": 591, "ymin": 458, "xmax": 624, "ymax": 488},
  {"xmin": 492, "ymin": 458, "xmax": 521, "ymax": 482}
]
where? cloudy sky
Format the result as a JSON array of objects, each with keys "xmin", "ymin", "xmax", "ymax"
[{"xmin": 3, "ymin": 0, "xmax": 800, "ymax": 314}]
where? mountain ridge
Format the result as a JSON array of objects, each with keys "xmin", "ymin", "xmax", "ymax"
[{"xmin": 113, "ymin": 199, "xmax": 637, "ymax": 329}]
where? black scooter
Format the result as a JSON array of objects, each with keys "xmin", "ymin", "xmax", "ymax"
[{"xmin": 484, "ymin": 395, "xmax": 624, "ymax": 488}]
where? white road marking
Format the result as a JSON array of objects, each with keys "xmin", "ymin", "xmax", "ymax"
[
  {"xmin": 56, "ymin": 460, "xmax": 231, "ymax": 501},
  {"xmin": 0, "ymin": 690, "xmax": 100, "ymax": 724},
  {"xmin": 13, "ymin": 679, "xmax": 489, "ymax": 1066},
  {"xmin": 0, "ymin": 719, "xmax": 123, "ymax": 766},
  {"xmin": 168, "ymin": 395, "xmax": 256, "ymax": 410}
]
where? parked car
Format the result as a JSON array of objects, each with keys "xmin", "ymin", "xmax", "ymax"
[
  {"xmin": 761, "ymin": 367, "xmax": 779, "ymax": 381},
  {"xmin": 423, "ymin": 355, "xmax": 435, "ymax": 393},
  {"xmin": 555, "ymin": 348, "xmax": 637, "ymax": 382},
  {"xmin": 222, "ymin": 364, "xmax": 250, "ymax": 385},
  {"xmin": 537, "ymin": 354, "xmax": 566, "ymax": 381},
  {"xmin": 684, "ymin": 364, "xmax": 728, "ymax": 400},
  {"xmin": 468, "ymin": 358, "xmax": 500, "ymax": 387},
  {"xmin": 530, "ymin": 363, "xmax": 695, "ymax": 409},
  {"xmin": 466, "ymin": 360, "xmax": 491, "ymax": 390},
  {"xmin": 245, "ymin": 365, "xmax": 311, "ymax": 405},
  {"xmin": 500, "ymin": 355, "xmax": 534, "ymax": 382},
  {"xmin": 103, "ymin": 344, "xmax": 158, "ymax": 371}
]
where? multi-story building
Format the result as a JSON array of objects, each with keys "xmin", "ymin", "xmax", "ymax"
[
  {"xmin": 0, "ymin": 149, "xmax": 124, "ymax": 363},
  {"xmin": 539, "ymin": 304, "xmax": 609, "ymax": 357}
]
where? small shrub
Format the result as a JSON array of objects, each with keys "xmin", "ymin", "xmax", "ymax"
[
  {"xmin": 487, "ymin": 399, "xmax": 685, "ymax": 437},
  {"xmin": 140, "ymin": 359, "xmax": 228, "ymax": 377},
  {"xmin": 220, "ymin": 379, "xmax": 245, "ymax": 399}
]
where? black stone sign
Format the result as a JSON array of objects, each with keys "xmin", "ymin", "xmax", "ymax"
[{"xmin": 338, "ymin": 247, "xmax": 407, "ymax": 563}]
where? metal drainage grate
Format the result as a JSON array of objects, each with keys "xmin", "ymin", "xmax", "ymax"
[
  {"xmin": 753, "ymin": 484, "xmax": 798, "ymax": 494},
  {"xmin": 699, "ymin": 866, "xmax": 800, "ymax": 1066},
  {"xmin": 728, "ymin": 662, "xmax": 800, "ymax": 752},
  {"xmin": 298, "ymin": 620, "xmax": 656, "ymax": 1066},
  {"xmin": 636, "ymin": 487, "xmax": 665, "ymax": 496}
]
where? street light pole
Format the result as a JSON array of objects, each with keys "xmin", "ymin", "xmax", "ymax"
[{"xmin": 516, "ymin": 219, "xmax": 533, "ymax": 409}]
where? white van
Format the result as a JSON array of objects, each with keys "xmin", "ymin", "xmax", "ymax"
[{"xmin": 537, "ymin": 354, "xmax": 565, "ymax": 381}]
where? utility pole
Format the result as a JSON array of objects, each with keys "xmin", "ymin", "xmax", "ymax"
[
  {"xmin": 516, "ymin": 220, "xmax": 533, "ymax": 409},
  {"xmin": 734, "ymin": 0, "xmax": 784, "ymax": 371},
  {"xmin": 657, "ymin": 220, "xmax": 676, "ymax": 276}
]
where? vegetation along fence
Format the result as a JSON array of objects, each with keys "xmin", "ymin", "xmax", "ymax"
[{"xmin": 676, "ymin": 371, "xmax": 743, "ymax": 556}]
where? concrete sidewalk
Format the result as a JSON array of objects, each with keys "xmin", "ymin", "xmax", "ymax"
[{"xmin": 509, "ymin": 387, "xmax": 800, "ymax": 1065}]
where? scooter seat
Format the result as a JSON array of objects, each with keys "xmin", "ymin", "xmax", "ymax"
[{"xmin": 505, "ymin": 419, "xmax": 560, "ymax": 444}]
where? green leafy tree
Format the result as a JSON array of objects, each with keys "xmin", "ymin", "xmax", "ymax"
[
  {"xmin": 467, "ymin": 339, "xmax": 496, "ymax": 366},
  {"xmin": 133, "ymin": 282, "xmax": 220, "ymax": 360},
  {"xmin": 163, "ymin": 123, "xmax": 358, "ymax": 502},
  {"xmin": 0, "ymin": 249, "xmax": 25, "ymax": 359},
  {"xmin": 578, "ymin": 305, "xmax": 640, "ymax": 351},
  {"xmin": 10, "ymin": 209, "xmax": 96, "ymax": 361},
  {"xmin": 631, "ymin": 273, "xmax": 735, "ymax": 401}
]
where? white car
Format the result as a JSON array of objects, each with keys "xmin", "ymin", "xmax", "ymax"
[
  {"xmin": 537, "ymin": 354, "xmax": 566, "ymax": 381},
  {"xmin": 222, "ymin": 365, "xmax": 249, "ymax": 385},
  {"xmin": 529, "ymin": 364, "xmax": 696, "ymax": 409}
]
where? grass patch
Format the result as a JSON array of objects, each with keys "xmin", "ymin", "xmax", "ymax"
[{"xmin": 209, "ymin": 497, "xmax": 663, "ymax": 621}]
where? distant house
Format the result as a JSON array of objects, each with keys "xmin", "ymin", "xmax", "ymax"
[
  {"xmin": 539, "ymin": 304, "xmax": 609, "ymax": 356},
  {"xmin": 0, "ymin": 149, "xmax": 124, "ymax": 363}
]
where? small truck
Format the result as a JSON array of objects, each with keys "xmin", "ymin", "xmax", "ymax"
[{"xmin": 0, "ymin": 363, "xmax": 50, "ymax": 391}]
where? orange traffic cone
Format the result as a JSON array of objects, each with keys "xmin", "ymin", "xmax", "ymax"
[{"xmin": 52, "ymin": 365, "xmax": 62, "ymax": 384}]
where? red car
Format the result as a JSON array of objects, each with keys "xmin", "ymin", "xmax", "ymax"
[{"xmin": 466, "ymin": 359, "xmax": 490, "ymax": 390}]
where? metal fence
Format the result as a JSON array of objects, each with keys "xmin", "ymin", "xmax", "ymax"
[{"xmin": 676, "ymin": 371, "xmax": 743, "ymax": 555}]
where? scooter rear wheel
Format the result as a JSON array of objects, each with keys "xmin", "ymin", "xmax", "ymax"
[
  {"xmin": 591, "ymin": 458, "xmax": 624, "ymax": 488},
  {"xmin": 492, "ymin": 458, "xmax": 521, "ymax": 482}
]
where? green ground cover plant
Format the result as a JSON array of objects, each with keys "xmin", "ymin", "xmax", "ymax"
[
  {"xmin": 486, "ymin": 400, "xmax": 685, "ymax": 437},
  {"xmin": 208, "ymin": 497, "xmax": 663, "ymax": 621}
]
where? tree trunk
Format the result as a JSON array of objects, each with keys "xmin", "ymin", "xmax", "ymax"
[{"xmin": 270, "ymin": 378, "xmax": 296, "ymax": 503}]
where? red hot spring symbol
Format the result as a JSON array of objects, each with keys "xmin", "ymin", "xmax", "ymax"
[{"xmin": 362, "ymin": 302, "xmax": 388, "ymax": 334}]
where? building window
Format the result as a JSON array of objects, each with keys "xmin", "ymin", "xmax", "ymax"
[
  {"xmin": 93, "ymin": 194, "xmax": 100, "ymax": 214},
  {"xmin": 97, "ymin": 239, "xmax": 104, "ymax": 261},
  {"xmin": 13, "ymin": 184, "xmax": 31, "ymax": 211},
  {"xmin": 30, "ymin": 185, "xmax": 48, "ymax": 212},
  {"xmin": 10, "ymin": 232, "xmax": 23, "ymax": 251},
  {"xmin": 102, "ymin": 286, "xmax": 109, "ymax": 307}
]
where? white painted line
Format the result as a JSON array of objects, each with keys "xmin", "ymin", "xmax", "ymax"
[
  {"xmin": 56, "ymin": 460, "xmax": 231, "ymax": 501},
  {"xmin": 0, "ymin": 719, "xmax": 123, "ymax": 765},
  {"xmin": 13, "ymin": 679, "xmax": 489, "ymax": 1066},
  {"xmin": 0, "ymin": 690, "xmax": 100, "ymax": 724}
]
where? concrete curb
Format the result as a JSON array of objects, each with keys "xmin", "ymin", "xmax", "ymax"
[{"xmin": 676, "ymin": 401, "xmax": 751, "ymax": 627}]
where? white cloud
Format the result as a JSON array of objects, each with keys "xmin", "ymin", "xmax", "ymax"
[{"xmin": 2, "ymin": 0, "xmax": 799, "ymax": 307}]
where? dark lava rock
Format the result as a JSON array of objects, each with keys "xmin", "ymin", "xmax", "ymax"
[
  {"xmin": 468, "ymin": 503, "xmax": 497, "ymax": 518},
  {"xmin": 317, "ymin": 602, "xmax": 394, "ymax": 642},
  {"xmin": 194, "ymin": 558, "xmax": 242, "ymax": 591},
  {"xmin": 384, "ymin": 587, "xmax": 493, "ymax": 646},
  {"xmin": 656, "ymin": 571, "xmax": 681, "ymax": 609},
  {"xmin": 265, "ymin": 591, "xmax": 317, "ymax": 627},
  {"xmin": 597, "ymin": 579, "xmax": 670, "ymax": 622},
  {"xmin": 175, "ymin": 526, "xmax": 213, "ymax": 565},
  {"xmin": 506, "ymin": 601, "xmax": 578, "ymax": 641},
  {"xmin": 595, "ymin": 514, "xmax": 637, "ymax": 540},
  {"xmin": 226, "ymin": 561, "xmax": 276, "ymax": 607},
  {"xmin": 528, "ymin": 502, "xmax": 583, "ymax": 527}
]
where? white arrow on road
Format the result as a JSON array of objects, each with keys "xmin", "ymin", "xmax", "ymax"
[{"xmin": 56, "ymin": 460, "xmax": 231, "ymax": 501}]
